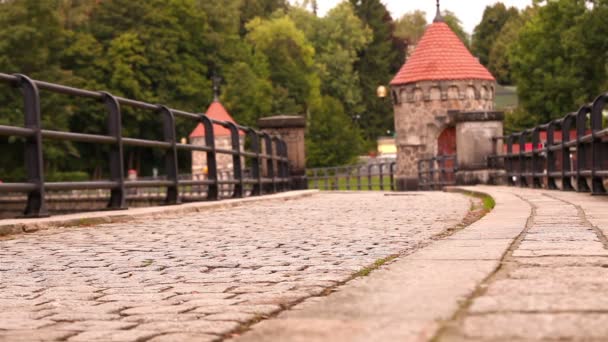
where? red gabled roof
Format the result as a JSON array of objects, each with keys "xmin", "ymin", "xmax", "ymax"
[
  {"xmin": 391, "ymin": 22, "xmax": 495, "ymax": 85},
  {"xmin": 189, "ymin": 101, "xmax": 244, "ymax": 138}
]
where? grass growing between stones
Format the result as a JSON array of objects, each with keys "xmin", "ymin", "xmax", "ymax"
[{"xmin": 354, "ymin": 255, "xmax": 400, "ymax": 278}]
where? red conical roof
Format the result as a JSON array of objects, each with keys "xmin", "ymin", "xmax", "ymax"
[
  {"xmin": 391, "ymin": 22, "xmax": 495, "ymax": 85},
  {"xmin": 189, "ymin": 101, "xmax": 244, "ymax": 138}
]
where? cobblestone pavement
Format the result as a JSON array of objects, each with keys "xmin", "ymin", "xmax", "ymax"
[
  {"xmin": 0, "ymin": 192, "xmax": 469, "ymax": 342},
  {"xmin": 439, "ymin": 187, "xmax": 608, "ymax": 341}
]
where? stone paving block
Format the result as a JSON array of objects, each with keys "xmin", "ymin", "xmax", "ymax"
[
  {"xmin": 120, "ymin": 304, "xmax": 194, "ymax": 315},
  {"xmin": 469, "ymin": 292, "xmax": 608, "ymax": 313},
  {"xmin": 191, "ymin": 304, "xmax": 281, "ymax": 315},
  {"xmin": 67, "ymin": 329, "xmax": 160, "ymax": 342},
  {"xmin": 203, "ymin": 312, "xmax": 258, "ymax": 323},
  {"xmin": 513, "ymin": 256, "xmax": 608, "ymax": 267},
  {"xmin": 0, "ymin": 192, "xmax": 471, "ymax": 339},
  {"xmin": 462, "ymin": 313, "xmax": 608, "ymax": 340},
  {"xmin": 136, "ymin": 320, "xmax": 240, "ymax": 335},
  {"xmin": 147, "ymin": 333, "xmax": 220, "ymax": 342},
  {"xmin": 0, "ymin": 318, "xmax": 56, "ymax": 330},
  {"xmin": 485, "ymin": 277, "xmax": 608, "ymax": 295},
  {"xmin": 47, "ymin": 312, "xmax": 122, "ymax": 322},
  {"xmin": 0, "ymin": 329, "xmax": 78, "ymax": 341}
]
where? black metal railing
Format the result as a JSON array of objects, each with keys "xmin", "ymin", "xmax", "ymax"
[
  {"xmin": 488, "ymin": 91, "xmax": 608, "ymax": 195},
  {"xmin": 307, "ymin": 162, "xmax": 396, "ymax": 191},
  {"xmin": 0, "ymin": 73, "xmax": 290, "ymax": 217},
  {"xmin": 417, "ymin": 155, "xmax": 457, "ymax": 190}
]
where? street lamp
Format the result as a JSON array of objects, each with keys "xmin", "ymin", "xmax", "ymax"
[{"xmin": 376, "ymin": 85, "xmax": 388, "ymax": 98}]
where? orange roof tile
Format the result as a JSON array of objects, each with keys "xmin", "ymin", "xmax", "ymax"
[
  {"xmin": 189, "ymin": 101, "xmax": 244, "ymax": 138},
  {"xmin": 391, "ymin": 22, "xmax": 495, "ymax": 85}
]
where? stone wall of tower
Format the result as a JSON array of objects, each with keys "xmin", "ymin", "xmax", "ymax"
[{"xmin": 391, "ymin": 79, "xmax": 496, "ymax": 190}]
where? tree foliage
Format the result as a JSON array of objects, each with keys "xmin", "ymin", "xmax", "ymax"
[
  {"xmin": 394, "ymin": 10, "xmax": 427, "ymax": 45},
  {"xmin": 442, "ymin": 10, "xmax": 470, "ymax": 48},
  {"xmin": 472, "ymin": 3, "xmax": 519, "ymax": 68},
  {"xmin": 2, "ymin": 0, "xmax": 401, "ymax": 178},
  {"xmin": 509, "ymin": 0, "xmax": 608, "ymax": 125},
  {"xmin": 349, "ymin": 0, "xmax": 402, "ymax": 143}
]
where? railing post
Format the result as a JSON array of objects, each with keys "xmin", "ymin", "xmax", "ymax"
[
  {"xmin": 227, "ymin": 122, "xmax": 244, "ymax": 198},
  {"xmin": 356, "ymin": 166, "xmax": 362, "ymax": 190},
  {"xmin": 518, "ymin": 132, "xmax": 528, "ymax": 187},
  {"xmin": 546, "ymin": 120, "xmax": 558, "ymax": 190},
  {"xmin": 262, "ymin": 133, "xmax": 275, "ymax": 194},
  {"xmin": 576, "ymin": 106, "xmax": 591, "ymax": 192},
  {"xmin": 249, "ymin": 130, "xmax": 262, "ymax": 196},
  {"xmin": 418, "ymin": 159, "xmax": 424, "ymax": 189},
  {"xmin": 272, "ymin": 137, "xmax": 285, "ymax": 192},
  {"xmin": 101, "ymin": 92, "xmax": 127, "ymax": 210},
  {"xmin": 282, "ymin": 140, "xmax": 290, "ymax": 190},
  {"xmin": 199, "ymin": 114, "xmax": 219, "ymax": 200},
  {"xmin": 428, "ymin": 159, "xmax": 435, "ymax": 190},
  {"xmin": 324, "ymin": 168, "xmax": 329, "ymax": 190},
  {"xmin": 591, "ymin": 94, "xmax": 607, "ymax": 195},
  {"xmin": 334, "ymin": 167, "xmax": 339, "ymax": 190},
  {"xmin": 379, "ymin": 164, "xmax": 385, "ymax": 191},
  {"xmin": 531, "ymin": 127, "xmax": 542, "ymax": 188},
  {"xmin": 390, "ymin": 162, "xmax": 396, "ymax": 191},
  {"xmin": 313, "ymin": 168, "xmax": 318, "ymax": 189},
  {"xmin": 158, "ymin": 106, "xmax": 180, "ymax": 204},
  {"xmin": 345, "ymin": 166, "xmax": 351, "ymax": 191},
  {"xmin": 15, "ymin": 74, "xmax": 48, "ymax": 217},
  {"xmin": 439, "ymin": 156, "xmax": 446, "ymax": 187},
  {"xmin": 562, "ymin": 114, "xmax": 575, "ymax": 191},
  {"xmin": 368, "ymin": 165, "xmax": 373, "ymax": 191},
  {"xmin": 506, "ymin": 135, "xmax": 514, "ymax": 186}
]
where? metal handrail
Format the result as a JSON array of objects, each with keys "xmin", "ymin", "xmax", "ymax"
[
  {"xmin": 487, "ymin": 91, "xmax": 608, "ymax": 194},
  {"xmin": 0, "ymin": 72, "xmax": 290, "ymax": 217},
  {"xmin": 417, "ymin": 155, "xmax": 457, "ymax": 190},
  {"xmin": 307, "ymin": 162, "xmax": 397, "ymax": 191}
]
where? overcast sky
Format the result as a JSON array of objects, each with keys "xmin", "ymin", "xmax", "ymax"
[{"xmin": 306, "ymin": 0, "xmax": 533, "ymax": 34}]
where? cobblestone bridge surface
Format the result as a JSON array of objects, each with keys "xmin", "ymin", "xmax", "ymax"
[{"xmin": 0, "ymin": 192, "xmax": 470, "ymax": 341}]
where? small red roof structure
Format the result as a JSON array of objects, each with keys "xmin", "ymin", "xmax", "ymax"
[
  {"xmin": 189, "ymin": 101, "xmax": 244, "ymax": 138},
  {"xmin": 391, "ymin": 22, "xmax": 495, "ymax": 85}
]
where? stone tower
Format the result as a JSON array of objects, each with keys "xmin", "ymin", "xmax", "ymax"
[
  {"xmin": 189, "ymin": 100, "xmax": 244, "ymax": 177},
  {"xmin": 390, "ymin": 3, "xmax": 496, "ymax": 190}
]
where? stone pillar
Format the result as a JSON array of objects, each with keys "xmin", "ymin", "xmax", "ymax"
[
  {"xmin": 454, "ymin": 111, "xmax": 504, "ymax": 185},
  {"xmin": 258, "ymin": 115, "xmax": 307, "ymax": 190}
]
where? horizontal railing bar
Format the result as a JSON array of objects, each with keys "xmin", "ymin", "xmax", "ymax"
[
  {"xmin": 0, "ymin": 72, "xmax": 18, "ymax": 83},
  {"xmin": 125, "ymin": 180, "xmax": 174, "ymax": 188},
  {"xmin": 45, "ymin": 181, "xmax": 118, "ymax": 190},
  {"xmin": 122, "ymin": 137, "xmax": 172, "ymax": 149},
  {"xmin": 0, "ymin": 125, "xmax": 34, "ymax": 137},
  {"xmin": 36, "ymin": 81, "xmax": 102, "ymax": 99},
  {"xmin": 0, "ymin": 183, "xmax": 37, "ymax": 192},
  {"xmin": 175, "ymin": 143, "xmax": 212, "ymax": 152},
  {"xmin": 42, "ymin": 130, "xmax": 117, "ymax": 144}
]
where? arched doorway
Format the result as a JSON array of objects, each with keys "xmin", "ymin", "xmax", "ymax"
[
  {"xmin": 437, "ymin": 127, "xmax": 456, "ymax": 156},
  {"xmin": 437, "ymin": 127, "xmax": 456, "ymax": 184}
]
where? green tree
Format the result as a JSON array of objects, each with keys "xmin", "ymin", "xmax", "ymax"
[
  {"xmin": 442, "ymin": 10, "xmax": 470, "ymax": 48},
  {"xmin": 394, "ymin": 10, "xmax": 427, "ymax": 45},
  {"xmin": 488, "ymin": 11, "xmax": 526, "ymax": 84},
  {"xmin": 0, "ymin": 0, "xmax": 79, "ymax": 181},
  {"xmin": 349, "ymin": 0, "xmax": 402, "ymax": 142},
  {"xmin": 290, "ymin": 3, "xmax": 372, "ymax": 116},
  {"xmin": 239, "ymin": 0, "xmax": 288, "ymax": 35},
  {"xmin": 246, "ymin": 15, "xmax": 320, "ymax": 115},
  {"xmin": 472, "ymin": 3, "xmax": 520, "ymax": 67},
  {"xmin": 306, "ymin": 96, "xmax": 364, "ymax": 167},
  {"xmin": 509, "ymin": 0, "xmax": 608, "ymax": 125}
]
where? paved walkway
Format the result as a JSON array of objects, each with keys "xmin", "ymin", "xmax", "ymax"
[
  {"xmin": 236, "ymin": 187, "xmax": 608, "ymax": 342},
  {"xmin": 3, "ymin": 187, "xmax": 608, "ymax": 342},
  {"xmin": 0, "ymin": 192, "xmax": 470, "ymax": 342}
]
